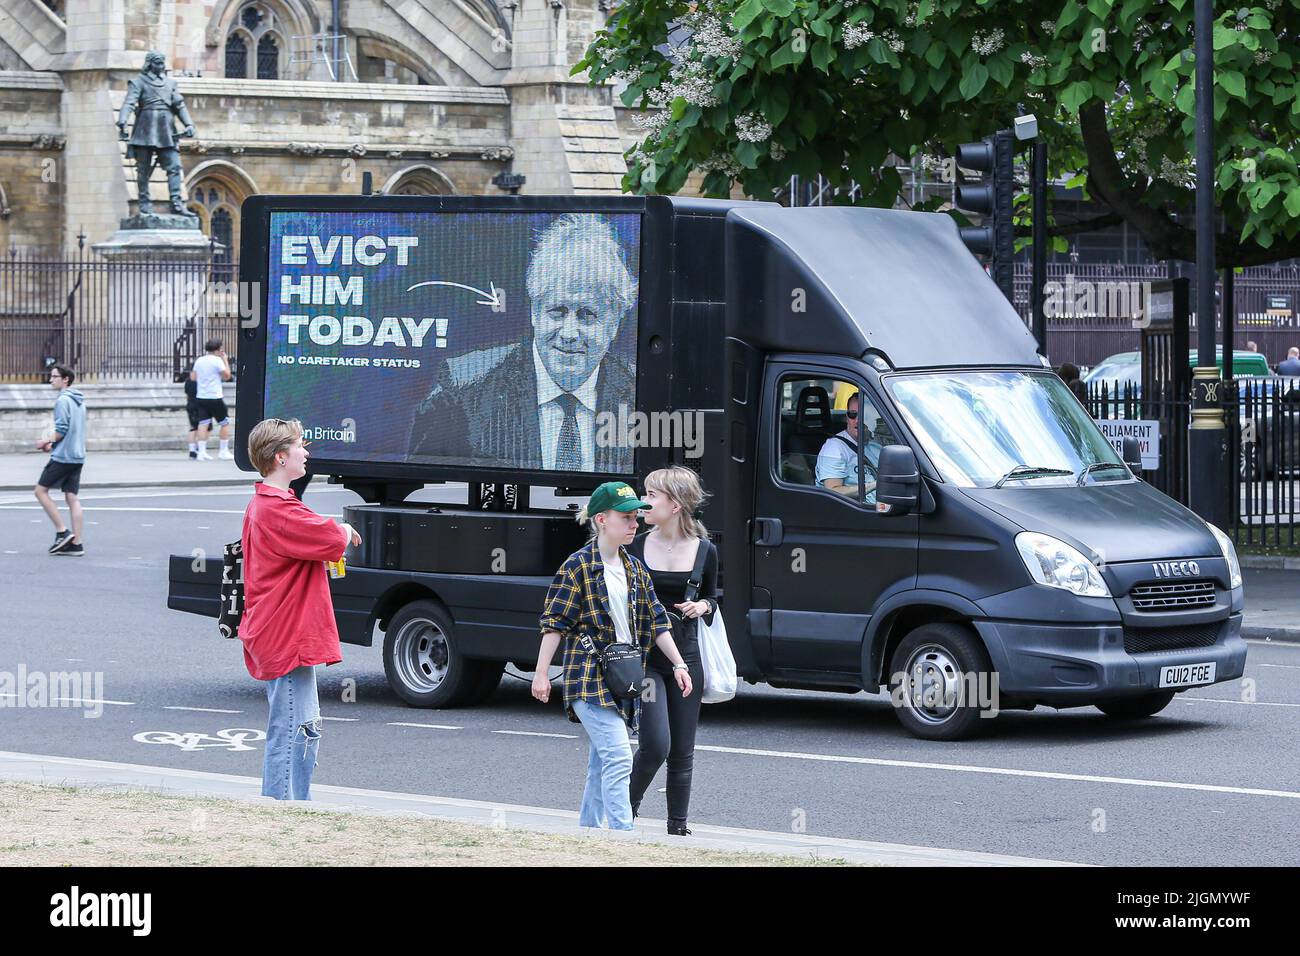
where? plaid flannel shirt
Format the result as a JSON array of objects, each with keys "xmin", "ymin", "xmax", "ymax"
[{"xmin": 539, "ymin": 537, "xmax": 672, "ymax": 729}]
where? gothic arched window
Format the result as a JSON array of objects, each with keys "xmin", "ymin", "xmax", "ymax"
[
  {"xmin": 224, "ymin": 3, "xmax": 287, "ymax": 80},
  {"xmin": 224, "ymin": 33, "xmax": 247, "ymax": 78},
  {"xmin": 210, "ymin": 208, "xmax": 234, "ymax": 262},
  {"xmin": 256, "ymin": 34, "xmax": 279, "ymax": 79}
]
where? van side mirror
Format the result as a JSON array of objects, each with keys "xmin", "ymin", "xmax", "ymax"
[
  {"xmin": 876, "ymin": 444, "xmax": 920, "ymax": 515},
  {"xmin": 1121, "ymin": 436, "xmax": 1142, "ymax": 473}
]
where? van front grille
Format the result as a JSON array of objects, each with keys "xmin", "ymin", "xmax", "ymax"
[
  {"xmin": 1129, "ymin": 580, "xmax": 1216, "ymax": 611},
  {"xmin": 1123, "ymin": 622, "xmax": 1222, "ymax": 655}
]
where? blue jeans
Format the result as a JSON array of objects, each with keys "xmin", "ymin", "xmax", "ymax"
[
  {"xmin": 262, "ymin": 664, "xmax": 321, "ymax": 800},
  {"xmin": 572, "ymin": 700, "xmax": 634, "ymax": 830}
]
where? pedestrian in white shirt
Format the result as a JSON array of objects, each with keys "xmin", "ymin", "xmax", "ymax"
[{"xmin": 191, "ymin": 338, "xmax": 234, "ymax": 460}]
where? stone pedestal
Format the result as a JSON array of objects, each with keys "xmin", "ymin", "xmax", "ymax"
[{"xmin": 90, "ymin": 217, "xmax": 214, "ymax": 380}]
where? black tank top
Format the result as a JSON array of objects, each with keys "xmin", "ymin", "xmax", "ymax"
[{"xmin": 629, "ymin": 534, "xmax": 704, "ymax": 672}]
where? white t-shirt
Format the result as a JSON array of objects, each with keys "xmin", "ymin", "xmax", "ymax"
[
  {"xmin": 193, "ymin": 353, "xmax": 226, "ymax": 399},
  {"xmin": 602, "ymin": 553, "xmax": 634, "ymax": 645}
]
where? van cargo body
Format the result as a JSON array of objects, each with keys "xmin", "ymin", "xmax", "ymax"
[{"xmin": 168, "ymin": 194, "xmax": 1246, "ymax": 740}]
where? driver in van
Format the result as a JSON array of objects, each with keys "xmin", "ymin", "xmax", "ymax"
[{"xmin": 816, "ymin": 392, "xmax": 885, "ymax": 502}]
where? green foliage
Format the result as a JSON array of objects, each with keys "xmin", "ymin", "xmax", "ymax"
[{"xmin": 579, "ymin": 0, "xmax": 1300, "ymax": 262}]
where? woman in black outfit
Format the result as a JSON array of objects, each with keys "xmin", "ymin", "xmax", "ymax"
[{"xmin": 627, "ymin": 465, "xmax": 718, "ymax": 836}]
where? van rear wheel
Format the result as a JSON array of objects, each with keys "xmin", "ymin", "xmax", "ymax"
[
  {"xmin": 887, "ymin": 623, "xmax": 997, "ymax": 741},
  {"xmin": 1096, "ymin": 690, "xmax": 1175, "ymax": 719},
  {"xmin": 382, "ymin": 600, "xmax": 488, "ymax": 708}
]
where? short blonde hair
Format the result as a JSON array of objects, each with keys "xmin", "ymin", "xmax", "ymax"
[
  {"xmin": 644, "ymin": 465, "xmax": 709, "ymax": 539},
  {"xmin": 248, "ymin": 418, "xmax": 302, "ymax": 477}
]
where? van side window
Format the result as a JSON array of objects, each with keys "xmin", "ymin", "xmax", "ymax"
[{"xmin": 778, "ymin": 377, "xmax": 896, "ymax": 504}]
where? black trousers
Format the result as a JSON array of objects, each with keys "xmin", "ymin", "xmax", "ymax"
[{"xmin": 628, "ymin": 661, "xmax": 704, "ymax": 821}]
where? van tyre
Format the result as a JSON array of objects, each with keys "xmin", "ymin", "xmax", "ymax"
[
  {"xmin": 1096, "ymin": 690, "xmax": 1175, "ymax": 719},
  {"xmin": 383, "ymin": 600, "xmax": 487, "ymax": 708},
  {"xmin": 887, "ymin": 623, "xmax": 997, "ymax": 741}
]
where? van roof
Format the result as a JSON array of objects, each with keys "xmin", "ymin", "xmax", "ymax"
[{"xmin": 723, "ymin": 204, "xmax": 1044, "ymax": 370}]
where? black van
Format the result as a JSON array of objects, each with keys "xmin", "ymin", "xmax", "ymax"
[{"xmin": 168, "ymin": 194, "xmax": 1247, "ymax": 740}]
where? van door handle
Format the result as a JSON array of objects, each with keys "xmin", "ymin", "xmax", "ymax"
[{"xmin": 753, "ymin": 517, "xmax": 783, "ymax": 547}]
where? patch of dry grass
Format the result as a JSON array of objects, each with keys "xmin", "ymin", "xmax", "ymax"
[{"xmin": 0, "ymin": 781, "xmax": 850, "ymax": 866}]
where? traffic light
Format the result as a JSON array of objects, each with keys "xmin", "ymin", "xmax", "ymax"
[{"xmin": 955, "ymin": 129, "xmax": 1016, "ymax": 303}]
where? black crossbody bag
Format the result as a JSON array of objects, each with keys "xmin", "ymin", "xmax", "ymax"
[{"xmin": 578, "ymin": 631, "xmax": 644, "ymax": 700}]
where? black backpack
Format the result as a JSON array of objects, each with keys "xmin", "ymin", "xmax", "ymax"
[{"xmin": 217, "ymin": 539, "xmax": 244, "ymax": 639}]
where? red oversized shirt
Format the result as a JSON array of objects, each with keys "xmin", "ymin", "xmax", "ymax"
[{"xmin": 239, "ymin": 481, "xmax": 349, "ymax": 681}]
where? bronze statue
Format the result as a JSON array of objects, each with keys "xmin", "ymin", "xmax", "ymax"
[{"xmin": 116, "ymin": 51, "xmax": 197, "ymax": 218}]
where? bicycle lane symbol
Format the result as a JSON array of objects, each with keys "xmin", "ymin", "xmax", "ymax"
[{"xmin": 133, "ymin": 728, "xmax": 266, "ymax": 752}]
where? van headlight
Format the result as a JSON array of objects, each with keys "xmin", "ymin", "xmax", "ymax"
[
  {"xmin": 1015, "ymin": 532, "xmax": 1110, "ymax": 597},
  {"xmin": 1206, "ymin": 522, "xmax": 1243, "ymax": 590}
]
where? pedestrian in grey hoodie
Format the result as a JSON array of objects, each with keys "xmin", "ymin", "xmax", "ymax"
[{"xmin": 34, "ymin": 364, "xmax": 87, "ymax": 556}]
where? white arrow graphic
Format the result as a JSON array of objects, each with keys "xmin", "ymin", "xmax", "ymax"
[{"xmin": 406, "ymin": 279, "xmax": 504, "ymax": 309}]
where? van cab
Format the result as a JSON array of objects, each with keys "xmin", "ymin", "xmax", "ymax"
[{"xmin": 720, "ymin": 203, "xmax": 1247, "ymax": 739}]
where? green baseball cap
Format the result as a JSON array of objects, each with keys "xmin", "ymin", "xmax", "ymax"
[{"xmin": 587, "ymin": 481, "xmax": 650, "ymax": 514}]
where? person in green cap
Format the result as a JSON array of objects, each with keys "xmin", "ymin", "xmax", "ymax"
[{"xmin": 533, "ymin": 480, "xmax": 694, "ymax": 831}]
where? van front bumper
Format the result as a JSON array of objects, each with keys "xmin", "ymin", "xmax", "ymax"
[{"xmin": 972, "ymin": 613, "xmax": 1246, "ymax": 707}]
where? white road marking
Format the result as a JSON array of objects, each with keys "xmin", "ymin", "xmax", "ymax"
[
  {"xmin": 1182, "ymin": 695, "xmax": 1300, "ymax": 708},
  {"xmin": 3, "ymin": 550, "xmax": 16, "ymax": 554},
  {"xmin": 321, "ymin": 716, "xmax": 359, "ymax": 722},
  {"xmin": 64, "ymin": 659, "xmax": 85, "ymax": 662},
  {"xmin": 491, "ymin": 730, "xmax": 578, "ymax": 739},
  {"xmin": 694, "ymin": 744, "xmax": 1300, "ymax": 800},
  {"xmin": 51, "ymin": 697, "xmax": 134, "ymax": 706},
  {"xmin": 0, "ymin": 506, "xmax": 248, "ymax": 515},
  {"xmin": 388, "ymin": 722, "xmax": 462, "ymax": 730},
  {"xmin": 1258, "ymin": 662, "xmax": 1300, "ymax": 669},
  {"xmin": 0, "ymin": 485, "xmax": 354, "ymax": 507},
  {"xmin": 161, "ymin": 705, "xmax": 242, "ymax": 714}
]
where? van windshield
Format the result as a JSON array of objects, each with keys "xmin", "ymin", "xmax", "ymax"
[{"xmin": 886, "ymin": 370, "xmax": 1127, "ymax": 488}]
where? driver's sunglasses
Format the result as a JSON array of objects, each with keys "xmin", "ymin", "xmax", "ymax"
[{"xmin": 845, "ymin": 409, "xmax": 859, "ymax": 420}]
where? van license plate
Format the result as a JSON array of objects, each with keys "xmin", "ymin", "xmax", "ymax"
[{"xmin": 1158, "ymin": 662, "xmax": 1216, "ymax": 688}]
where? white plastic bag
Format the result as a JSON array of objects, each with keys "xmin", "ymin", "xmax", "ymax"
[{"xmin": 697, "ymin": 607, "xmax": 737, "ymax": 704}]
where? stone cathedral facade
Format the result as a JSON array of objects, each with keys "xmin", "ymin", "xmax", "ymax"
[{"xmin": 0, "ymin": 0, "xmax": 662, "ymax": 256}]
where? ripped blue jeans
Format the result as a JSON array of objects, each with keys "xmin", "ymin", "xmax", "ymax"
[{"xmin": 262, "ymin": 664, "xmax": 321, "ymax": 800}]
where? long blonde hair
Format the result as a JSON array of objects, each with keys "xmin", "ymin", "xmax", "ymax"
[{"xmin": 644, "ymin": 465, "xmax": 709, "ymax": 539}]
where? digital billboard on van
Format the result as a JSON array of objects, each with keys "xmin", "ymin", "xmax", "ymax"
[{"xmin": 264, "ymin": 210, "xmax": 641, "ymax": 474}]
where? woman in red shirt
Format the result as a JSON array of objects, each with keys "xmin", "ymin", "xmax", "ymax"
[{"xmin": 241, "ymin": 418, "xmax": 361, "ymax": 800}]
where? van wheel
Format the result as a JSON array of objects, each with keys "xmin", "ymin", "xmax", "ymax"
[
  {"xmin": 382, "ymin": 600, "xmax": 483, "ymax": 708},
  {"xmin": 887, "ymin": 623, "xmax": 997, "ymax": 741},
  {"xmin": 1096, "ymin": 691, "xmax": 1175, "ymax": 719}
]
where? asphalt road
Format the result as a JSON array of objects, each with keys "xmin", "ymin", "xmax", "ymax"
[{"xmin": 2, "ymin": 482, "xmax": 1297, "ymax": 866}]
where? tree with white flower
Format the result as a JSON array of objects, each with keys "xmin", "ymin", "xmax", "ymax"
[{"xmin": 577, "ymin": 0, "xmax": 1300, "ymax": 267}]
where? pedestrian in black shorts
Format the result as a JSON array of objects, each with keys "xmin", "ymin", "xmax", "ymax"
[
  {"xmin": 184, "ymin": 366, "xmax": 203, "ymax": 459},
  {"xmin": 191, "ymin": 338, "xmax": 234, "ymax": 460},
  {"xmin": 34, "ymin": 364, "xmax": 87, "ymax": 556}
]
